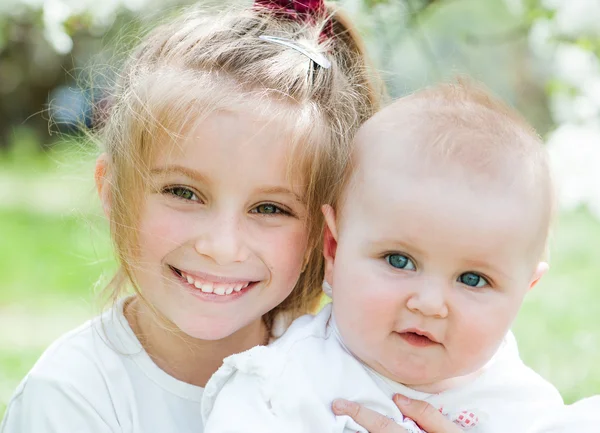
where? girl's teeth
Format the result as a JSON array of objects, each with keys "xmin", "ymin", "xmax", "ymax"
[
  {"xmin": 201, "ymin": 282, "xmax": 213, "ymax": 293},
  {"xmin": 181, "ymin": 271, "xmax": 252, "ymax": 295}
]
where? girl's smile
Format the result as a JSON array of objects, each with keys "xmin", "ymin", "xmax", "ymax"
[{"xmin": 170, "ymin": 265, "xmax": 259, "ymax": 299}]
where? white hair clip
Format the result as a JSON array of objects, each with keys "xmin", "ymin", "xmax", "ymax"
[{"xmin": 259, "ymin": 34, "xmax": 331, "ymax": 69}]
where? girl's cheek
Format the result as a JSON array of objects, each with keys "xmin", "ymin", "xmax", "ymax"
[
  {"xmin": 138, "ymin": 204, "xmax": 190, "ymax": 254},
  {"xmin": 266, "ymin": 224, "xmax": 309, "ymax": 275}
]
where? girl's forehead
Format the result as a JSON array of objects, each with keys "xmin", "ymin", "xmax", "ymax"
[
  {"xmin": 150, "ymin": 108, "xmax": 307, "ymax": 194},
  {"xmin": 172, "ymin": 109, "xmax": 294, "ymax": 155}
]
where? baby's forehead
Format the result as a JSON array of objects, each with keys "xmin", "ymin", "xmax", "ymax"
[{"xmin": 341, "ymin": 86, "xmax": 553, "ymax": 262}]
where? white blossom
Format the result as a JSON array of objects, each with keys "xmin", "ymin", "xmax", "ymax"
[
  {"xmin": 42, "ymin": 0, "xmax": 73, "ymax": 54},
  {"xmin": 3, "ymin": 0, "xmax": 189, "ymax": 54},
  {"xmin": 553, "ymin": 44, "xmax": 600, "ymax": 89},
  {"xmin": 547, "ymin": 123, "xmax": 600, "ymax": 218},
  {"xmin": 553, "ymin": 0, "xmax": 600, "ymax": 38},
  {"xmin": 524, "ymin": 0, "xmax": 600, "ymax": 218},
  {"xmin": 528, "ymin": 19, "xmax": 554, "ymax": 60}
]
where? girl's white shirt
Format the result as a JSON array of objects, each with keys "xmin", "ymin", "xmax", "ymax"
[{"xmin": 0, "ymin": 298, "xmax": 205, "ymax": 433}]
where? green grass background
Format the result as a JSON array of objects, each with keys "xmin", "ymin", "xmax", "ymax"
[{"xmin": 0, "ymin": 142, "xmax": 598, "ymax": 419}]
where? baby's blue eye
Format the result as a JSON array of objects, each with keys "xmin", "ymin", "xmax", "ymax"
[
  {"xmin": 386, "ymin": 254, "xmax": 416, "ymax": 270},
  {"xmin": 459, "ymin": 272, "xmax": 488, "ymax": 288}
]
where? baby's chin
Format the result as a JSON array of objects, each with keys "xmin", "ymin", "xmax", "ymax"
[{"xmin": 370, "ymin": 360, "xmax": 485, "ymax": 394}]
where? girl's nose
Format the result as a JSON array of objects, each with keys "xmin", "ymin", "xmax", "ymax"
[{"xmin": 193, "ymin": 213, "xmax": 250, "ymax": 265}]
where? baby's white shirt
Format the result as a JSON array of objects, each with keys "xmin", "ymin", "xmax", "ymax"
[
  {"xmin": 202, "ymin": 304, "xmax": 564, "ymax": 433},
  {"xmin": 0, "ymin": 298, "xmax": 205, "ymax": 433}
]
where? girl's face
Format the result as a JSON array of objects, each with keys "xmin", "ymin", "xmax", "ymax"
[{"xmin": 133, "ymin": 108, "xmax": 309, "ymax": 340}]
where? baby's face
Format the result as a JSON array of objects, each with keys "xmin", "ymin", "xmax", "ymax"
[{"xmin": 325, "ymin": 140, "xmax": 547, "ymax": 392}]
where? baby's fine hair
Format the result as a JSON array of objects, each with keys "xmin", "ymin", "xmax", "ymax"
[
  {"xmin": 346, "ymin": 78, "xmax": 554, "ymax": 258},
  {"xmin": 395, "ymin": 79, "xmax": 551, "ymax": 206},
  {"xmin": 97, "ymin": 3, "xmax": 382, "ymax": 326},
  {"xmin": 395, "ymin": 79, "xmax": 547, "ymax": 171}
]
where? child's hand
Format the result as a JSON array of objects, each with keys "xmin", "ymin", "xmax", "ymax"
[{"xmin": 332, "ymin": 394, "xmax": 463, "ymax": 433}]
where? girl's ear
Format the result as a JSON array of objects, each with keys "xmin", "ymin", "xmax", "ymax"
[
  {"xmin": 95, "ymin": 153, "xmax": 111, "ymax": 218},
  {"xmin": 322, "ymin": 204, "xmax": 338, "ymax": 286}
]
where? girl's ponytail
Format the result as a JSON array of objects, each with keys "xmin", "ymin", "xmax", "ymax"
[{"xmin": 327, "ymin": 4, "xmax": 385, "ymax": 112}]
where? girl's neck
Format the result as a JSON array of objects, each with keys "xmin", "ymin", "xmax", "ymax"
[{"xmin": 124, "ymin": 297, "xmax": 268, "ymax": 387}]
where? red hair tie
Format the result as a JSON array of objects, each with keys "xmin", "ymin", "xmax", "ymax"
[{"xmin": 254, "ymin": 0, "xmax": 333, "ymax": 39}]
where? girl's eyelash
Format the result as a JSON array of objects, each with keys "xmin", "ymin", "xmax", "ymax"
[
  {"xmin": 251, "ymin": 203, "xmax": 294, "ymax": 217},
  {"xmin": 159, "ymin": 189, "xmax": 294, "ymax": 217},
  {"xmin": 161, "ymin": 185, "xmax": 200, "ymax": 202}
]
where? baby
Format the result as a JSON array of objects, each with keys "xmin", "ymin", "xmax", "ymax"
[{"xmin": 201, "ymin": 81, "xmax": 564, "ymax": 433}]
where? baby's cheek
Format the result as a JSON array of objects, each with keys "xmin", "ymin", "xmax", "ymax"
[
  {"xmin": 451, "ymin": 313, "xmax": 505, "ymax": 369},
  {"xmin": 337, "ymin": 275, "xmax": 395, "ymax": 337}
]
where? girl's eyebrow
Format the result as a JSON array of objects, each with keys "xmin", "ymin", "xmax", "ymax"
[
  {"xmin": 150, "ymin": 166, "xmax": 304, "ymax": 203},
  {"xmin": 256, "ymin": 186, "xmax": 304, "ymax": 204},
  {"xmin": 150, "ymin": 165, "xmax": 210, "ymax": 184}
]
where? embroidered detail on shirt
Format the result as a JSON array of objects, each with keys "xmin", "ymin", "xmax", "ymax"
[
  {"xmin": 401, "ymin": 407, "xmax": 480, "ymax": 433},
  {"xmin": 452, "ymin": 410, "xmax": 479, "ymax": 429}
]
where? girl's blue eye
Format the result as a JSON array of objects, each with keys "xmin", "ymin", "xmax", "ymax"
[
  {"xmin": 165, "ymin": 186, "xmax": 197, "ymax": 201},
  {"xmin": 386, "ymin": 254, "xmax": 416, "ymax": 271},
  {"xmin": 458, "ymin": 272, "xmax": 488, "ymax": 288},
  {"xmin": 251, "ymin": 204, "xmax": 286, "ymax": 215}
]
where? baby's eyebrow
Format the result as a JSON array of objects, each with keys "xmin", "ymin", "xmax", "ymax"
[
  {"xmin": 369, "ymin": 238, "xmax": 427, "ymax": 257},
  {"xmin": 462, "ymin": 259, "xmax": 512, "ymax": 281}
]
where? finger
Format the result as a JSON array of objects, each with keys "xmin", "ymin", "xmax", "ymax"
[
  {"xmin": 393, "ymin": 395, "xmax": 463, "ymax": 433},
  {"xmin": 332, "ymin": 399, "xmax": 407, "ymax": 433}
]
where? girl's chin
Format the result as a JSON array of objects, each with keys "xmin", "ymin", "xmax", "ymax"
[{"xmin": 174, "ymin": 317, "xmax": 258, "ymax": 342}]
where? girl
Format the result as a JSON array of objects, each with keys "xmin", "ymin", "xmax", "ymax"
[{"xmin": 0, "ymin": 1, "xmax": 463, "ymax": 431}]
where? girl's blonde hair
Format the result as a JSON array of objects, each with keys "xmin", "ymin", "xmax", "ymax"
[{"xmin": 98, "ymin": 3, "xmax": 382, "ymax": 327}]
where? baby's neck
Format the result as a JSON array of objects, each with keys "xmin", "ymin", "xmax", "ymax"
[
  {"xmin": 406, "ymin": 369, "xmax": 484, "ymax": 394},
  {"xmin": 125, "ymin": 297, "xmax": 268, "ymax": 387}
]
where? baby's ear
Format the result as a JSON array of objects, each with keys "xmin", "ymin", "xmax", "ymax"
[
  {"xmin": 528, "ymin": 262, "xmax": 549, "ymax": 291},
  {"xmin": 95, "ymin": 153, "xmax": 111, "ymax": 218},
  {"xmin": 322, "ymin": 205, "xmax": 338, "ymax": 286}
]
